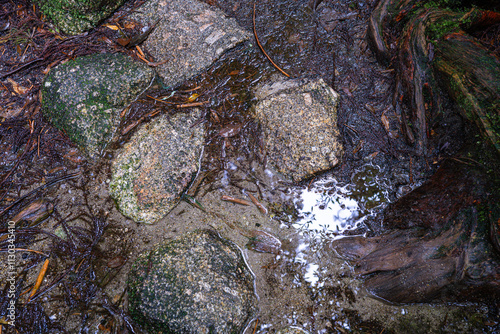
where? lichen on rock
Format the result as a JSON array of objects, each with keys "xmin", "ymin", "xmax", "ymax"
[
  {"xmin": 109, "ymin": 110, "xmax": 205, "ymax": 224},
  {"xmin": 41, "ymin": 53, "xmax": 155, "ymax": 159}
]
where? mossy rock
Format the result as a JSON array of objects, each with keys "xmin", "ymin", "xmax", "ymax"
[
  {"xmin": 41, "ymin": 53, "xmax": 154, "ymax": 159},
  {"xmin": 34, "ymin": 0, "xmax": 126, "ymax": 35},
  {"xmin": 128, "ymin": 230, "xmax": 258, "ymax": 334}
]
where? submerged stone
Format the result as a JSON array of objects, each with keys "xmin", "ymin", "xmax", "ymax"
[
  {"xmin": 34, "ymin": 0, "xmax": 126, "ymax": 35},
  {"xmin": 129, "ymin": 0, "xmax": 251, "ymax": 88},
  {"xmin": 42, "ymin": 53, "xmax": 154, "ymax": 159},
  {"xmin": 109, "ymin": 110, "xmax": 204, "ymax": 224},
  {"xmin": 128, "ymin": 230, "xmax": 258, "ymax": 334},
  {"xmin": 253, "ymin": 78, "xmax": 343, "ymax": 182}
]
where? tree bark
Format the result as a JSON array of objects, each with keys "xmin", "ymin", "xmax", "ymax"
[{"xmin": 369, "ymin": 1, "xmax": 500, "ymax": 154}]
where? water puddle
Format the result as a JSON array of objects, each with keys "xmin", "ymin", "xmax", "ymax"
[
  {"xmin": 291, "ymin": 163, "xmax": 388, "ymax": 240},
  {"xmin": 290, "ymin": 177, "xmax": 365, "ymax": 290},
  {"xmin": 249, "ymin": 164, "xmax": 397, "ymax": 331},
  {"xmin": 293, "ymin": 180, "xmax": 362, "ymax": 238}
]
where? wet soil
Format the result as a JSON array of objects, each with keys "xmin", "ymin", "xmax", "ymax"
[{"xmin": 1, "ymin": 0, "xmax": 498, "ymax": 333}]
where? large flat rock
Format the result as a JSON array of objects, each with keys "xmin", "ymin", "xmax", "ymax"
[{"xmin": 130, "ymin": 0, "xmax": 251, "ymax": 88}]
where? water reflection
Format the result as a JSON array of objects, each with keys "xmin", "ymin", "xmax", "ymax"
[
  {"xmin": 287, "ymin": 165, "xmax": 389, "ymax": 297},
  {"xmin": 292, "ymin": 164, "xmax": 388, "ymax": 239},
  {"xmin": 293, "ymin": 179, "xmax": 363, "ymax": 239}
]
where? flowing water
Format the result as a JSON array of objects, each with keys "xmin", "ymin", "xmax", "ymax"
[{"xmin": 2, "ymin": 0, "xmax": 498, "ymax": 332}]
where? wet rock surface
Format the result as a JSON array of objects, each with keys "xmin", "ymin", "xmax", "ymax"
[
  {"xmin": 34, "ymin": 0, "xmax": 126, "ymax": 35},
  {"xmin": 128, "ymin": 229, "xmax": 258, "ymax": 334},
  {"xmin": 253, "ymin": 78, "xmax": 343, "ymax": 182},
  {"xmin": 109, "ymin": 110, "xmax": 205, "ymax": 224},
  {"xmin": 41, "ymin": 53, "xmax": 154, "ymax": 159},
  {"xmin": 129, "ymin": 0, "xmax": 251, "ymax": 89}
]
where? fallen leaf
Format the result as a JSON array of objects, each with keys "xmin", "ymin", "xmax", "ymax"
[
  {"xmin": 7, "ymin": 78, "xmax": 29, "ymax": 95},
  {"xmin": 123, "ymin": 21, "xmax": 136, "ymax": 29},
  {"xmin": 381, "ymin": 112, "xmax": 390, "ymax": 132},
  {"xmin": 28, "ymin": 258, "xmax": 49, "ymax": 301},
  {"xmin": 210, "ymin": 110, "xmax": 220, "ymax": 123},
  {"xmin": 104, "ymin": 23, "xmax": 120, "ymax": 30},
  {"xmin": 0, "ymin": 106, "xmax": 24, "ymax": 119},
  {"xmin": 98, "ymin": 36, "xmax": 114, "ymax": 46},
  {"xmin": 116, "ymin": 37, "xmax": 131, "ymax": 47},
  {"xmin": 365, "ymin": 103, "xmax": 376, "ymax": 114},
  {"xmin": 43, "ymin": 60, "xmax": 60, "ymax": 74},
  {"xmin": 187, "ymin": 93, "xmax": 199, "ymax": 102},
  {"xmin": 218, "ymin": 123, "xmax": 242, "ymax": 138}
]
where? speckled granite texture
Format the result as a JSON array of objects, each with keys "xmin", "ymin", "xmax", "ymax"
[
  {"xmin": 130, "ymin": 0, "xmax": 251, "ymax": 89},
  {"xmin": 253, "ymin": 78, "xmax": 343, "ymax": 182},
  {"xmin": 128, "ymin": 230, "xmax": 258, "ymax": 334},
  {"xmin": 109, "ymin": 110, "xmax": 205, "ymax": 224},
  {"xmin": 42, "ymin": 53, "xmax": 154, "ymax": 159}
]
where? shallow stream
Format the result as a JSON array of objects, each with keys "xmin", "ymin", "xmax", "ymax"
[{"xmin": 2, "ymin": 0, "xmax": 498, "ymax": 332}]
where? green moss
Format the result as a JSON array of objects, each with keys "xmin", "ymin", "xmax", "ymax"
[
  {"xmin": 426, "ymin": 15, "xmax": 461, "ymax": 41},
  {"xmin": 41, "ymin": 53, "xmax": 153, "ymax": 158},
  {"xmin": 34, "ymin": 0, "xmax": 126, "ymax": 35}
]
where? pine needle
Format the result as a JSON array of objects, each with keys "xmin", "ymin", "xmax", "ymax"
[{"xmin": 253, "ymin": 2, "xmax": 290, "ymax": 77}]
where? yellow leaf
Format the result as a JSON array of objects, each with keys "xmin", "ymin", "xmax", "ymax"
[
  {"xmin": 187, "ymin": 93, "xmax": 199, "ymax": 103},
  {"xmin": 28, "ymin": 258, "xmax": 49, "ymax": 301},
  {"xmin": 104, "ymin": 23, "xmax": 120, "ymax": 31}
]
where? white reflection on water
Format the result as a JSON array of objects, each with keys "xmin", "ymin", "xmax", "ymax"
[
  {"xmin": 290, "ymin": 177, "xmax": 369, "ymax": 289},
  {"xmin": 292, "ymin": 178, "xmax": 364, "ymax": 238}
]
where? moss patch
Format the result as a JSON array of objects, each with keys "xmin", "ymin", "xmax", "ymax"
[
  {"xmin": 41, "ymin": 53, "xmax": 154, "ymax": 159},
  {"xmin": 34, "ymin": 0, "xmax": 127, "ymax": 35}
]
